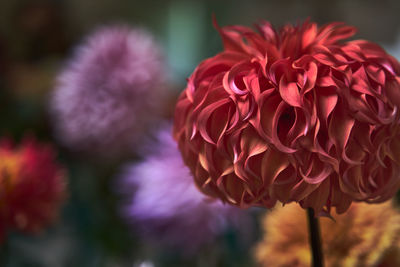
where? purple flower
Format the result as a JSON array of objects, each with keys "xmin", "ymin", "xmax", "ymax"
[
  {"xmin": 51, "ymin": 25, "xmax": 166, "ymax": 158},
  {"xmin": 117, "ymin": 123, "xmax": 251, "ymax": 253}
]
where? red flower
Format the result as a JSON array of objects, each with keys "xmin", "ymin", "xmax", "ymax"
[
  {"xmin": 0, "ymin": 138, "xmax": 66, "ymax": 237},
  {"xmin": 173, "ymin": 19, "xmax": 400, "ymax": 215}
]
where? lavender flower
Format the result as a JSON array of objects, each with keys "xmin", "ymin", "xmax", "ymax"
[
  {"xmin": 51, "ymin": 25, "xmax": 166, "ymax": 158},
  {"xmin": 117, "ymin": 124, "xmax": 251, "ymax": 253}
]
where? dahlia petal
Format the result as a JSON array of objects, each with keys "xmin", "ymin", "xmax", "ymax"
[
  {"xmin": 290, "ymin": 180, "xmax": 319, "ymax": 201},
  {"xmin": 332, "ymin": 195, "xmax": 352, "ymax": 214},
  {"xmin": 316, "ymin": 87, "xmax": 338, "ymax": 124},
  {"xmin": 302, "ymin": 23, "xmax": 317, "ymax": 49},
  {"xmin": 256, "ymin": 21, "xmax": 278, "ymax": 45},
  {"xmin": 317, "ymin": 75, "xmax": 337, "ymax": 88},
  {"xmin": 255, "ymin": 92, "xmax": 279, "ymax": 139},
  {"xmin": 300, "ymin": 178, "xmax": 330, "ymax": 214},
  {"xmin": 352, "ymin": 66, "xmax": 375, "ymax": 96},
  {"xmin": 376, "ymin": 100, "xmax": 397, "ymax": 124},
  {"xmin": 193, "ymin": 52, "xmax": 249, "ymax": 85},
  {"xmin": 247, "ymin": 74, "xmax": 263, "ymax": 101},
  {"xmin": 270, "ymin": 166, "xmax": 298, "ymax": 202},
  {"xmin": 198, "ymin": 145, "xmax": 212, "ymax": 174},
  {"xmin": 224, "ymin": 26, "xmax": 273, "ymax": 58},
  {"xmin": 303, "ymin": 61, "xmax": 318, "ymax": 94},
  {"xmin": 385, "ymin": 77, "xmax": 400, "ymax": 107},
  {"xmin": 235, "ymin": 94, "xmax": 256, "ymax": 121},
  {"xmin": 316, "ymin": 22, "xmax": 357, "ymax": 45},
  {"xmin": 350, "ymin": 40, "xmax": 388, "ymax": 59},
  {"xmin": 193, "ymin": 83, "xmax": 229, "ymax": 115},
  {"xmin": 299, "ymin": 161, "xmax": 332, "ymax": 185},
  {"xmin": 286, "ymin": 108, "xmax": 308, "ymax": 145},
  {"xmin": 240, "ymin": 127, "xmax": 268, "ymax": 158},
  {"xmin": 279, "ymin": 76, "xmax": 302, "ymax": 107},
  {"xmin": 191, "ymin": 83, "xmax": 211, "ymax": 114},
  {"xmin": 344, "ymin": 94, "xmax": 381, "ymax": 125},
  {"xmin": 222, "ymin": 174, "xmax": 245, "ymax": 205},
  {"xmin": 226, "ymin": 105, "xmax": 241, "ymax": 133},
  {"xmin": 213, "ymin": 17, "xmax": 249, "ymax": 54},
  {"xmin": 223, "ymin": 62, "xmax": 254, "ymax": 95},
  {"xmin": 244, "ymin": 153, "xmax": 263, "ymax": 183},
  {"xmin": 271, "ymin": 102, "xmax": 298, "ymax": 153},
  {"xmin": 309, "ymin": 120, "xmax": 340, "ymax": 172},
  {"xmin": 323, "ymin": 24, "xmax": 356, "ymax": 44},
  {"xmin": 261, "ymin": 149, "xmax": 290, "ymax": 186},
  {"xmin": 366, "ymin": 64, "xmax": 386, "ymax": 85},
  {"xmin": 358, "ymin": 123, "xmax": 376, "ymax": 151},
  {"xmin": 197, "ymin": 99, "xmax": 231, "ymax": 145},
  {"xmin": 387, "ymin": 138, "xmax": 400, "ymax": 164},
  {"xmin": 341, "ymin": 43, "xmax": 366, "ymax": 62},
  {"xmin": 313, "ymin": 46, "xmax": 350, "ymax": 65},
  {"xmin": 340, "ymin": 165, "xmax": 367, "ymax": 198},
  {"xmin": 233, "ymin": 162, "xmax": 250, "ymax": 182},
  {"xmin": 328, "ymin": 100, "xmax": 355, "ymax": 159}
]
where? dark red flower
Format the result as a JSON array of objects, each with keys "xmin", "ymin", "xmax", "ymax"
[
  {"xmin": 0, "ymin": 138, "xmax": 66, "ymax": 236},
  {"xmin": 173, "ymin": 19, "xmax": 400, "ymax": 215}
]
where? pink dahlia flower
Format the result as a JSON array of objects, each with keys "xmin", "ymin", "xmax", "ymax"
[
  {"xmin": 117, "ymin": 124, "xmax": 251, "ymax": 253},
  {"xmin": 0, "ymin": 138, "xmax": 66, "ymax": 238},
  {"xmin": 51, "ymin": 26, "xmax": 166, "ymax": 158},
  {"xmin": 173, "ymin": 19, "xmax": 400, "ymax": 215}
]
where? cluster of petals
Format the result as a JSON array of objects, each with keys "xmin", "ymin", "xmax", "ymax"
[
  {"xmin": 51, "ymin": 25, "xmax": 166, "ymax": 158},
  {"xmin": 255, "ymin": 202, "xmax": 400, "ymax": 267},
  {"xmin": 0, "ymin": 138, "xmax": 66, "ymax": 242},
  {"xmin": 173, "ymin": 19, "xmax": 400, "ymax": 214}
]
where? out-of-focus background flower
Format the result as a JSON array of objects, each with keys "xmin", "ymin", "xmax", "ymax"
[
  {"xmin": 255, "ymin": 201, "xmax": 400, "ymax": 267},
  {"xmin": 1, "ymin": 0, "xmax": 400, "ymax": 266}
]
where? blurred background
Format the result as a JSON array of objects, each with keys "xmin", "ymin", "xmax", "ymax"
[{"xmin": 1, "ymin": 0, "xmax": 400, "ymax": 266}]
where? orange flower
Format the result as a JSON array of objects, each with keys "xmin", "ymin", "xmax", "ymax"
[
  {"xmin": 0, "ymin": 138, "xmax": 66, "ymax": 240},
  {"xmin": 173, "ymin": 19, "xmax": 400, "ymax": 214},
  {"xmin": 255, "ymin": 202, "xmax": 400, "ymax": 267}
]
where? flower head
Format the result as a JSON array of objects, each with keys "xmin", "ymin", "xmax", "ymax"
[
  {"xmin": 117, "ymin": 124, "xmax": 250, "ymax": 253},
  {"xmin": 0, "ymin": 138, "xmax": 66, "ymax": 237},
  {"xmin": 173, "ymin": 19, "xmax": 400, "ymax": 215},
  {"xmin": 255, "ymin": 201, "xmax": 400, "ymax": 267},
  {"xmin": 51, "ymin": 25, "xmax": 166, "ymax": 158}
]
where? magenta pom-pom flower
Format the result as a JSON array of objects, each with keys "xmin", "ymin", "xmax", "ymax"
[
  {"xmin": 118, "ymin": 124, "xmax": 251, "ymax": 253},
  {"xmin": 51, "ymin": 26, "xmax": 166, "ymax": 158},
  {"xmin": 0, "ymin": 138, "xmax": 66, "ymax": 240},
  {"xmin": 173, "ymin": 19, "xmax": 400, "ymax": 215}
]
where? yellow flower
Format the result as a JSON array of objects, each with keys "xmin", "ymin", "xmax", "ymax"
[{"xmin": 255, "ymin": 201, "xmax": 400, "ymax": 267}]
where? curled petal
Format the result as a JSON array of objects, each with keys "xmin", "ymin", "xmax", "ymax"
[
  {"xmin": 213, "ymin": 16, "xmax": 250, "ymax": 54},
  {"xmin": 197, "ymin": 99, "xmax": 231, "ymax": 145},
  {"xmin": 261, "ymin": 148, "xmax": 290, "ymax": 186},
  {"xmin": 316, "ymin": 86, "xmax": 338, "ymax": 125},
  {"xmin": 279, "ymin": 75, "xmax": 302, "ymax": 107},
  {"xmin": 299, "ymin": 160, "xmax": 332, "ymax": 185},
  {"xmin": 301, "ymin": 22, "xmax": 317, "ymax": 49},
  {"xmin": 366, "ymin": 64, "xmax": 386, "ymax": 85},
  {"xmin": 300, "ymin": 178, "xmax": 331, "ymax": 214},
  {"xmin": 385, "ymin": 77, "xmax": 400, "ymax": 108},
  {"xmin": 328, "ymin": 100, "xmax": 358, "ymax": 164},
  {"xmin": 315, "ymin": 22, "xmax": 357, "ymax": 45},
  {"xmin": 223, "ymin": 61, "xmax": 255, "ymax": 95}
]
